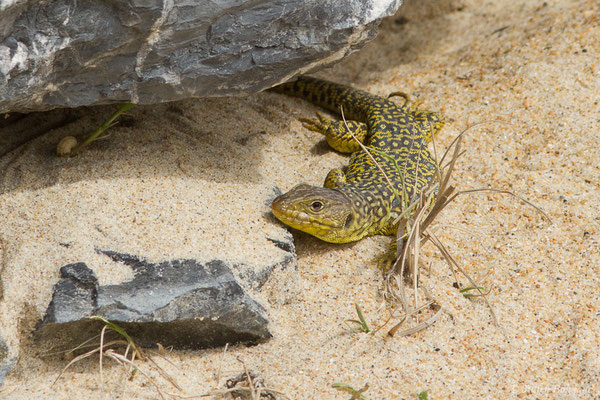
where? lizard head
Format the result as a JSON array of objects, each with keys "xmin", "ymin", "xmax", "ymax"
[{"xmin": 271, "ymin": 184, "xmax": 366, "ymax": 243}]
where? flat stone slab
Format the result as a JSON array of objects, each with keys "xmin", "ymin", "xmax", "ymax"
[{"xmin": 36, "ymin": 252, "xmax": 273, "ymax": 349}]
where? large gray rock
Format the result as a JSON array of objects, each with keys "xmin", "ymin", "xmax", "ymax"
[
  {"xmin": 36, "ymin": 248, "xmax": 293, "ymax": 349},
  {"xmin": 0, "ymin": 0, "xmax": 403, "ymax": 113}
]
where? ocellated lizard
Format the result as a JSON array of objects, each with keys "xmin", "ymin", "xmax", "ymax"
[{"xmin": 271, "ymin": 76, "xmax": 444, "ymax": 267}]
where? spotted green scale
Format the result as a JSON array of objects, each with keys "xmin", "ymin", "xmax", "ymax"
[{"xmin": 271, "ymin": 76, "xmax": 444, "ymax": 267}]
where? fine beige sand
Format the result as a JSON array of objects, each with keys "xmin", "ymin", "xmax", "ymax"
[{"xmin": 1, "ymin": 0, "xmax": 599, "ymax": 398}]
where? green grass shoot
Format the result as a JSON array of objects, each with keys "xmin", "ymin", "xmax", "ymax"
[
  {"xmin": 332, "ymin": 382, "xmax": 370, "ymax": 400},
  {"xmin": 345, "ymin": 303, "xmax": 371, "ymax": 333}
]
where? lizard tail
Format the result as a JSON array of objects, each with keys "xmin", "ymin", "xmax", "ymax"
[{"xmin": 270, "ymin": 76, "xmax": 380, "ymax": 122}]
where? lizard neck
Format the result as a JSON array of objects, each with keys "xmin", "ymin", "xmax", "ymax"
[{"xmin": 336, "ymin": 184, "xmax": 397, "ymax": 238}]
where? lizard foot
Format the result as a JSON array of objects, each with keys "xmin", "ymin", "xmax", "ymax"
[
  {"xmin": 388, "ymin": 91, "xmax": 424, "ymax": 112},
  {"xmin": 299, "ymin": 112, "xmax": 330, "ymax": 135}
]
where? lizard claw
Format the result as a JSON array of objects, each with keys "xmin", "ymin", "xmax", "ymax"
[
  {"xmin": 315, "ymin": 111, "xmax": 328, "ymax": 123},
  {"xmin": 299, "ymin": 112, "xmax": 331, "ymax": 135},
  {"xmin": 377, "ymin": 253, "xmax": 397, "ymax": 272}
]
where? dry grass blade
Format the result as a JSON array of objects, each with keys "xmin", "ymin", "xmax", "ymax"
[
  {"xmin": 237, "ymin": 357, "xmax": 258, "ymax": 400},
  {"xmin": 391, "ymin": 183, "xmax": 438, "ymax": 227},
  {"xmin": 213, "ymin": 342, "xmax": 229, "ymax": 383},
  {"xmin": 412, "ymin": 214, "xmax": 420, "ymax": 309},
  {"xmin": 52, "ymin": 333, "xmax": 131, "ymax": 387},
  {"xmin": 369, "ymin": 311, "xmax": 395, "ymax": 336},
  {"xmin": 382, "ymin": 121, "xmax": 469, "ymax": 333},
  {"xmin": 52, "ymin": 318, "xmax": 180, "ymax": 399},
  {"xmin": 105, "ymin": 350, "xmax": 167, "ymax": 400},
  {"xmin": 40, "ymin": 335, "xmax": 116, "ymax": 358},
  {"xmin": 385, "ymin": 274, "xmax": 409, "ymax": 313},
  {"xmin": 450, "ymin": 187, "xmax": 552, "ymax": 223},
  {"xmin": 99, "ymin": 325, "xmax": 107, "ymax": 385},
  {"xmin": 90, "ymin": 316, "xmax": 144, "ymax": 361},
  {"xmin": 148, "ymin": 347, "xmax": 181, "ymax": 371},
  {"xmin": 337, "ymin": 101, "xmax": 541, "ymax": 334},
  {"xmin": 439, "ymin": 136, "xmax": 461, "ymax": 196},
  {"xmin": 52, "ymin": 346, "xmax": 103, "ymax": 386},
  {"xmin": 394, "ymin": 200, "xmax": 431, "ymax": 307},
  {"xmin": 384, "ymin": 117, "xmax": 534, "ymax": 330},
  {"xmin": 419, "ymin": 185, "xmax": 455, "ymax": 234},
  {"xmin": 388, "ymin": 303, "xmax": 442, "ymax": 337},
  {"xmin": 145, "ymin": 353, "xmax": 182, "ymax": 391}
]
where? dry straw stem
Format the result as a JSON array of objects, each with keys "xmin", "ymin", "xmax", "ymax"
[
  {"xmin": 388, "ymin": 302, "xmax": 443, "ymax": 337},
  {"xmin": 52, "ymin": 317, "xmax": 180, "ymax": 400},
  {"xmin": 239, "ymin": 357, "xmax": 259, "ymax": 400},
  {"xmin": 383, "ymin": 114, "xmax": 449, "ymax": 330},
  {"xmin": 427, "ymin": 231, "xmax": 500, "ymax": 325},
  {"xmin": 104, "ymin": 349, "xmax": 168, "ymax": 400},
  {"xmin": 213, "ymin": 342, "xmax": 229, "ymax": 383}
]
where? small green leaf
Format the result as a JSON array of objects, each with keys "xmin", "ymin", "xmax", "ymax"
[
  {"xmin": 64, "ymin": 103, "xmax": 136, "ymax": 156},
  {"xmin": 332, "ymin": 382, "xmax": 369, "ymax": 400},
  {"xmin": 459, "ymin": 285, "xmax": 489, "ymax": 298},
  {"xmin": 90, "ymin": 316, "xmax": 142, "ymax": 358},
  {"xmin": 345, "ymin": 303, "xmax": 370, "ymax": 333}
]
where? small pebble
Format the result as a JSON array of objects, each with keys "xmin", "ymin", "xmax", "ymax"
[{"xmin": 56, "ymin": 136, "xmax": 78, "ymax": 156}]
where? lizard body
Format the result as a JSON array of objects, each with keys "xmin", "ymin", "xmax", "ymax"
[{"xmin": 271, "ymin": 76, "xmax": 444, "ymax": 264}]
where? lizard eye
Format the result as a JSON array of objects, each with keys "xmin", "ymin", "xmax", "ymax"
[{"xmin": 310, "ymin": 201, "xmax": 324, "ymax": 212}]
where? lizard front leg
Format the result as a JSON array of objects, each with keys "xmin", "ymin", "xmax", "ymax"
[
  {"xmin": 323, "ymin": 168, "xmax": 347, "ymax": 189},
  {"xmin": 300, "ymin": 112, "xmax": 369, "ymax": 153}
]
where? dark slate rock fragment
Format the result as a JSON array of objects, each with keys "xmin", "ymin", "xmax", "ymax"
[
  {"xmin": 267, "ymin": 237, "xmax": 295, "ymax": 255},
  {"xmin": 36, "ymin": 251, "xmax": 271, "ymax": 350},
  {"xmin": 0, "ymin": 0, "xmax": 404, "ymax": 113},
  {"xmin": 0, "ymin": 337, "xmax": 15, "ymax": 386},
  {"xmin": 43, "ymin": 263, "xmax": 98, "ymax": 323}
]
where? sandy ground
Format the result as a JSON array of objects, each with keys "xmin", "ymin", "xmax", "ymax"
[{"xmin": 1, "ymin": 0, "xmax": 599, "ymax": 398}]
